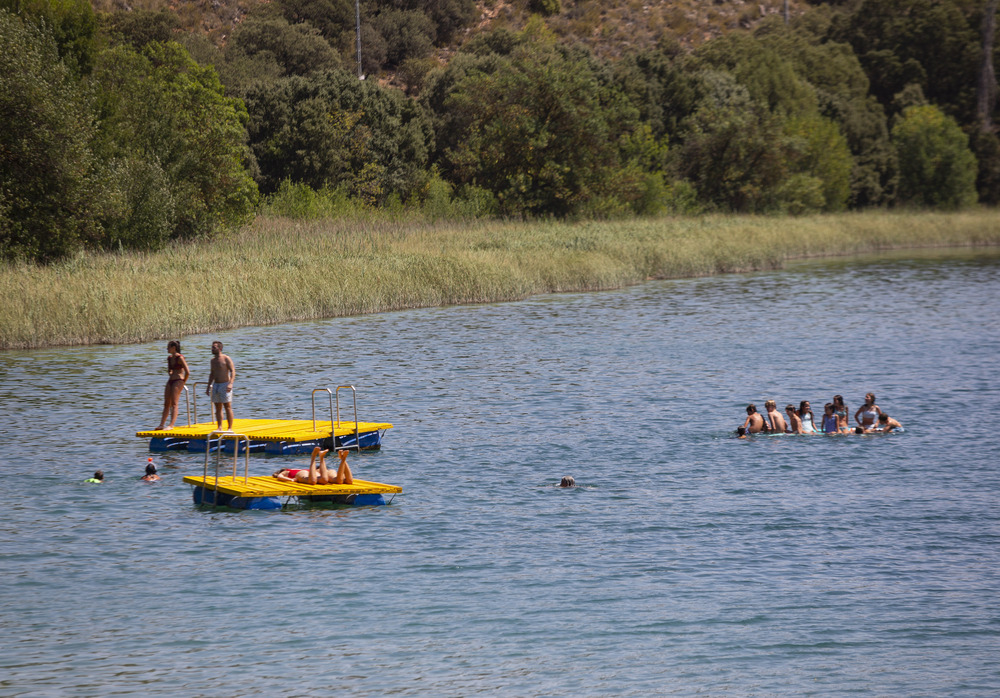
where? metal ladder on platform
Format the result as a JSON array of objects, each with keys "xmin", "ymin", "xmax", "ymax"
[
  {"xmin": 202, "ymin": 430, "xmax": 251, "ymax": 499},
  {"xmin": 312, "ymin": 385, "xmax": 362, "ymax": 452}
]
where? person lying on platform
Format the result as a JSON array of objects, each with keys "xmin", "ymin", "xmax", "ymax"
[
  {"xmin": 272, "ymin": 448, "xmax": 354, "ymax": 485},
  {"xmin": 331, "ymin": 449, "xmax": 354, "ymax": 485},
  {"xmin": 741, "ymin": 404, "xmax": 768, "ymax": 433},
  {"xmin": 866, "ymin": 413, "xmax": 903, "ymax": 433},
  {"xmin": 141, "ymin": 463, "xmax": 160, "ymax": 481}
]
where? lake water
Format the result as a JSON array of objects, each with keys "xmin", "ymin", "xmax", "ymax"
[{"xmin": 1, "ymin": 249, "xmax": 999, "ymax": 696}]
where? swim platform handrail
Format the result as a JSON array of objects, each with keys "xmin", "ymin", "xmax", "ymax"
[
  {"xmin": 335, "ymin": 385, "xmax": 360, "ymax": 452},
  {"xmin": 311, "ymin": 388, "xmax": 333, "ymax": 432},
  {"xmin": 190, "ymin": 382, "xmax": 201, "ymax": 425},
  {"xmin": 203, "ymin": 430, "xmax": 251, "ymax": 493},
  {"xmin": 182, "ymin": 385, "xmax": 192, "ymax": 426},
  {"xmin": 312, "ymin": 386, "xmax": 361, "ymax": 451}
]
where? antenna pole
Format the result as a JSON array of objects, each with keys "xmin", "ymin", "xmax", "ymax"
[{"xmin": 355, "ymin": 0, "xmax": 364, "ymax": 80}]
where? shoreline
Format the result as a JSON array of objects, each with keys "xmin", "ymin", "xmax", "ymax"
[{"xmin": 3, "ymin": 210, "xmax": 999, "ymax": 350}]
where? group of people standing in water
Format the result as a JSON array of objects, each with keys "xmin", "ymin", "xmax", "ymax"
[{"xmin": 738, "ymin": 393, "xmax": 903, "ymax": 436}]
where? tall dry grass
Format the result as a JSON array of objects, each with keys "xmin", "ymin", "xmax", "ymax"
[{"xmin": 2, "ymin": 210, "xmax": 999, "ymax": 349}]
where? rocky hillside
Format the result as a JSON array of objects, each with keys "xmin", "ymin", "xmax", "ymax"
[
  {"xmin": 90, "ymin": 0, "xmax": 807, "ymax": 56},
  {"xmin": 486, "ymin": 0, "xmax": 804, "ymax": 56}
]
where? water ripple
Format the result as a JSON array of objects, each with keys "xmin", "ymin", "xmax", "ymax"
[{"xmin": 1, "ymin": 251, "xmax": 999, "ymax": 695}]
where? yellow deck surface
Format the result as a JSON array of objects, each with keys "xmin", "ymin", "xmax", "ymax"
[
  {"xmin": 183, "ymin": 474, "xmax": 402, "ymax": 498},
  {"xmin": 137, "ymin": 418, "xmax": 392, "ymax": 443}
]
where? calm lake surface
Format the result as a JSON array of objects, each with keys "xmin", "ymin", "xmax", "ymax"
[{"xmin": 1, "ymin": 250, "xmax": 999, "ymax": 696}]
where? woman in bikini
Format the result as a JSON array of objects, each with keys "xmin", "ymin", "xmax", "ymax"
[
  {"xmin": 854, "ymin": 392, "xmax": 882, "ymax": 428},
  {"xmin": 273, "ymin": 448, "xmax": 354, "ymax": 485},
  {"xmin": 156, "ymin": 340, "xmax": 190, "ymax": 431}
]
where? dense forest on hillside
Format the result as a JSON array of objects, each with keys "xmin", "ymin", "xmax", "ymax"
[{"xmin": 2, "ymin": 0, "xmax": 999, "ymax": 262}]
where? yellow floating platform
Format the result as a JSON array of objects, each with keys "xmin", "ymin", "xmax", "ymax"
[
  {"xmin": 183, "ymin": 474, "xmax": 402, "ymax": 498},
  {"xmin": 137, "ymin": 419, "xmax": 392, "ymax": 443}
]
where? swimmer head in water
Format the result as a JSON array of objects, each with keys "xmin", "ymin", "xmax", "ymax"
[{"xmin": 559, "ymin": 476, "xmax": 575, "ymax": 488}]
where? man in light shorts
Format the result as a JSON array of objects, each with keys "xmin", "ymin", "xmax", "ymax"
[{"xmin": 206, "ymin": 340, "xmax": 236, "ymax": 431}]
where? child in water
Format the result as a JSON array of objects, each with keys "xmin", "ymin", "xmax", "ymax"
[
  {"xmin": 798, "ymin": 401, "xmax": 818, "ymax": 433},
  {"xmin": 833, "ymin": 394, "xmax": 851, "ymax": 433},
  {"xmin": 821, "ymin": 403, "xmax": 840, "ymax": 434},
  {"xmin": 785, "ymin": 404, "xmax": 804, "ymax": 433},
  {"xmin": 764, "ymin": 400, "xmax": 786, "ymax": 433},
  {"xmin": 742, "ymin": 404, "xmax": 768, "ymax": 433},
  {"xmin": 867, "ymin": 413, "xmax": 903, "ymax": 433}
]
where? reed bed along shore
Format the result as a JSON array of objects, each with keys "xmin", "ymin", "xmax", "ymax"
[{"xmin": 3, "ymin": 209, "xmax": 999, "ymax": 350}]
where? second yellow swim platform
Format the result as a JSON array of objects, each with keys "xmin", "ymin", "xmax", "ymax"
[
  {"xmin": 185, "ymin": 474, "xmax": 402, "ymax": 510},
  {"xmin": 187, "ymin": 425, "xmax": 401, "ymax": 510}
]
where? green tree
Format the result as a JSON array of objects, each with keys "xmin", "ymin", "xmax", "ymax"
[
  {"xmin": 358, "ymin": 21, "xmax": 387, "ymax": 75},
  {"xmin": 694, "ymin": 31, "xmax": 818, "ymax": 119},
  {"xmin": 692, "ymin": 24, "xmax": 896, "ymax": 208},
  {"xmin": 415, "ymin": 0, "xmax": 477, "ymax": 44},
  {"xmin": 225, "ymin": 14, "xmax": 341, "ymax": 80},
  {"xmin": 100, "ymin": 8, "xmax": 180, "ymax": 49},
  {"xmin": 970, "ymin": 128, "xmax": 1000, "ymax": 204},
  {"xmin": 784, "ymin": 114, "xmax": 852, "ymax": 211},
  {"xmin": 529, "ymin": 0, "xmax": 560, "ymax": 17},
  {"xmin": 91, "ymin": 41, "xmax": 259, "ymax": 241},
  {"xmin": 360, "ymin": 0, "xmax": 477, "ymax": 45},
  {"xmin": 688, "ymin": 30, "xmax": 851, "ymax": 213},
  {"xmin": 752, "ymin": 25, "xmax": 896, "ymax": 207},
  {"xmin": 613, "ymin": 40, "xmax": 702, "ymax": 142},
  {"xmin": 0, "ymin": 10, "xmax": 104, "ymax": 261},
  {"xmin": 244, "ymin": 69, "xmax": 432, "ymax": 201},
  {"xmin": 424, "ymin": 22, "xmax": 644, "ymax": 216},
  {"xmin": 830, "ymin": 0, "xmax": 979, "ymax": 122},
  {"xmin": 673, "ymin": 71, "xmax": 789, "ymax": 213},
  {"xmin": 1, "ymin": 0, "xmax": 98, "ymax": 75},
  {"xmin": 372, "ymin": 8, "xmax": 435, "ymax": 68},
  {"xmin": 892, "ymin": 104, "xmax": 978, "ymax": 209},
  {"xmin": 276, "ymin": 0, "xmax": 354, "ymax": 41}
]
